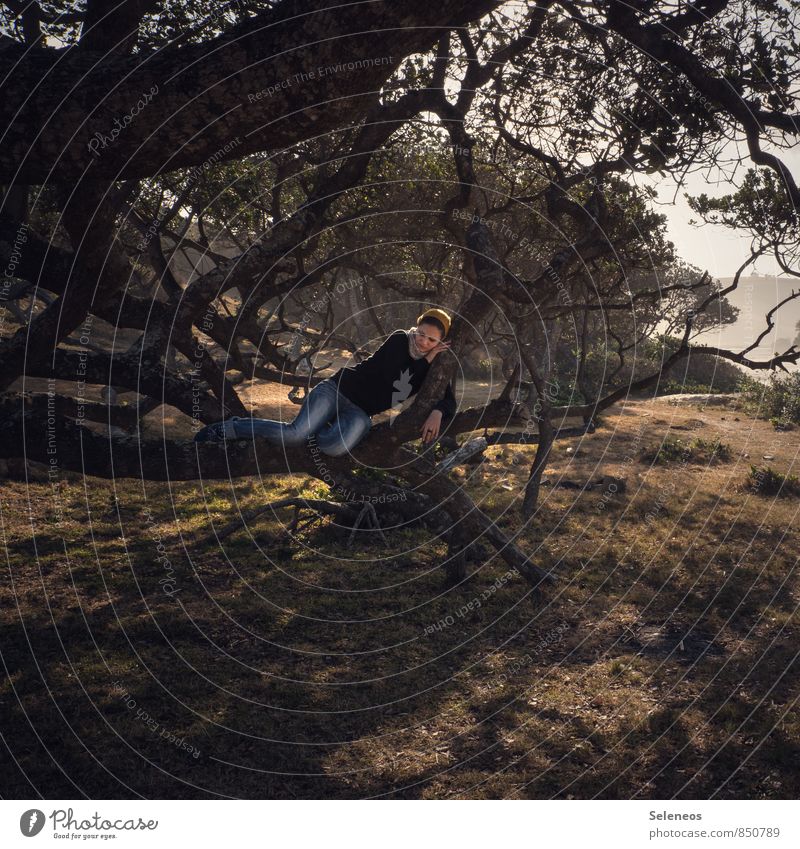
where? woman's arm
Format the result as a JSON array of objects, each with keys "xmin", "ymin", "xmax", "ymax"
[
  {"xmin": 421, "ymin": 380, "xmax": 456, "ymax": 444},
  {"xmin": 432, "ymin": 380, "xmax": 456, "ymax": 418},
  {"xmin": 424, "ymin": 339, "xmax": 456, "ymax": 419}
]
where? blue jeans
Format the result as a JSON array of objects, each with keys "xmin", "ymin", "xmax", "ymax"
[{"xmin": 231, "ymin": 379, "xmax": 372, "ymax": 457}]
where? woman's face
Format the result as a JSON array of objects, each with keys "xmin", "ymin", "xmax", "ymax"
[{"xmin": 412, "ymin": 322, "xmax": 443, "ymax": 353}]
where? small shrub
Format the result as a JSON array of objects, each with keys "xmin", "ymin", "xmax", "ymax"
[
  {"xmin": 745, "ymin": 465, "xmax": 800, "ymax": 497},
  {"xmin": 659, "ymin": 379, "xmax": 725, "ymax": 396},
  {"xmin": 739, "ymin": 373, "xmax": 800, "ymax": 425},
  {"xmin": 641, "ymin": 436, "xmax": 733, "ymax": 465},
  {"xmin": 692, "ymin": 437, "xmax": 732, "ymax": 462},
  {"xmin": 646, "ymin": 436, "xmax": 691, "ymax": 464}
]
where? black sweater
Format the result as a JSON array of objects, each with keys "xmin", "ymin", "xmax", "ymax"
[{"xmin": 330, "ymin": 330, "xmax": 457, "ymax": 418}]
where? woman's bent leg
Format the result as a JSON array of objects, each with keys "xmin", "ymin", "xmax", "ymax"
[
  {"xmin": 315, "ymin": 404, "xmax": 372, "ymax": 457},
  {"xmin": 230, "ymin": 379, "xmax": 340, "ymax": 444}
]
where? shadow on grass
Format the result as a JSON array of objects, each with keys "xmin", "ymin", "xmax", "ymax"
[{"xmin": 1, "ymin": 472, "xmax": 798, "ymax": 799}]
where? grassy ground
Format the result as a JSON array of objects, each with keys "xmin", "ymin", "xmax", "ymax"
[{"xmin": 1, "ymin": 395, "xmax": 798, "ymax": 799}]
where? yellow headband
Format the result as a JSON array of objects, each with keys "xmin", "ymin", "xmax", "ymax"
[{"xmin": 416, "ymin": 308, "xmax": 452, "ymax": 337}]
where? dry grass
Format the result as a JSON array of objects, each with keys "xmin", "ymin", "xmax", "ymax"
[{"xmin": 1, "ymin": 395, "xmax": 798, "ymax": 799}]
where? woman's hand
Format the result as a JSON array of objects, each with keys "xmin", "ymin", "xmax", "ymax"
[
  {"xmin": 421, "ymin": 409, "xmax": 443, "ymax": 444},
  {"xmin": 424, "ymin": 340, "xmax": 452, "ymax": 363}
]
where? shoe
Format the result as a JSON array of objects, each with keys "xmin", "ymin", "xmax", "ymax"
[
  {"xmin": 194, "ymin": 417, "xmax": 240, "ymax": 443},
  {"xmin": 194, "ymin": 422, "xmax": 224, "ymax": 443}
]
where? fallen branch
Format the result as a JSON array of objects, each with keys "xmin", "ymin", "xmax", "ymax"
[
  {"xmin": 483, "ymin": 422, "xmax": 596, "ymax": 446},
  {"xmin": 397, "ymin": 446, "xmax": 556, "ymax": 590},
  {"xmin": 347, "ymin": 502, "xmax": 390, "ymax": 549},
  {"xmin": 437, "ymin": 436, "xmax": 488, "ymax": 471},
  {"xmin": 193, "ymin": 497, "xmax": 362, "ymax": 548}
]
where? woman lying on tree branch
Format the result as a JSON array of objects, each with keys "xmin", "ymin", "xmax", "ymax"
[{"xmin": 194, "ymin": 308, "xmax": 457, "ymax": 455}]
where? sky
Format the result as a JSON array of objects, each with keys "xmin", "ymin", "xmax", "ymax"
[
  {"xmin": 653, "ymin": 139, "xmax": 799, "ymax": 365},
  {"xmin": 644, "ymin": 141, "xmax": 799, "ymax": 281}
]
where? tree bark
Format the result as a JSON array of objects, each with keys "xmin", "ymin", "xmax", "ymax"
[
  {"xmin": 1, "ymin": 0, "xmax": 503, "ymax": 183},
  {"xmin": 522, "ymin": 406, "xmax": 555, "ymax": 518}
]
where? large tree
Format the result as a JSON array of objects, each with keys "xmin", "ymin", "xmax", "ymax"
[{"xmin": 2, "ymin": 0, "xmax": 799, "ymax": 584}]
